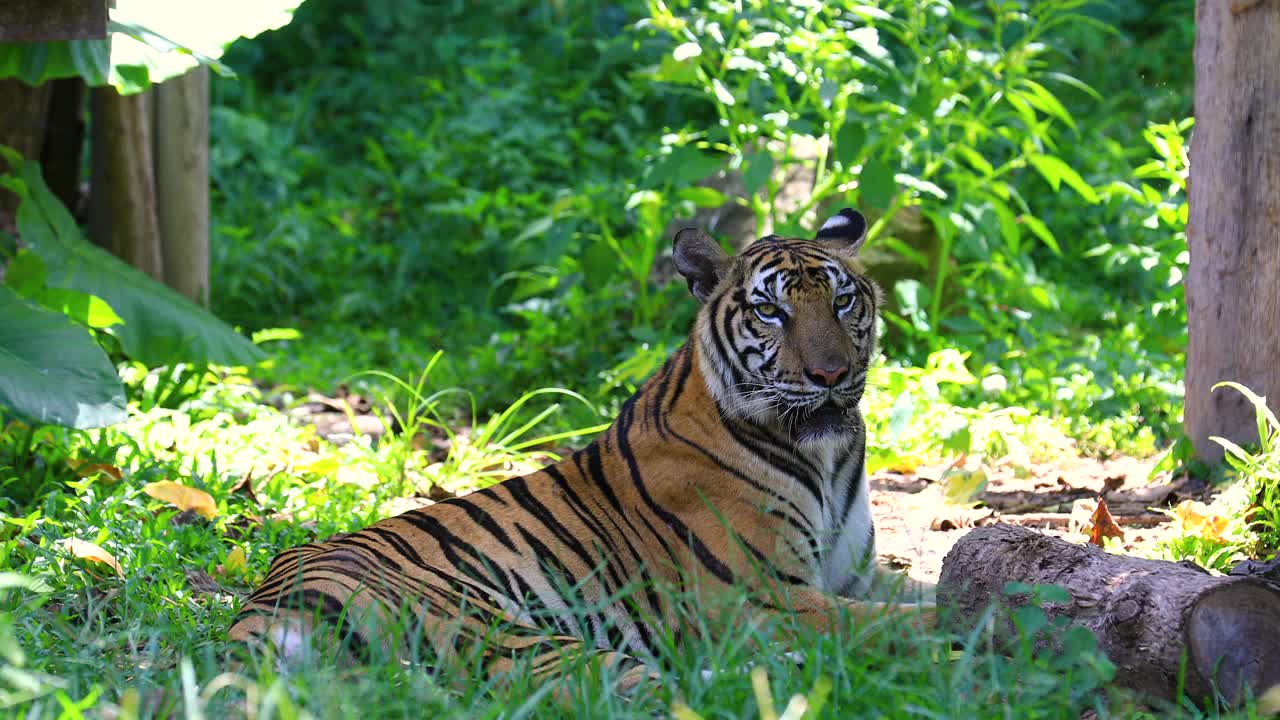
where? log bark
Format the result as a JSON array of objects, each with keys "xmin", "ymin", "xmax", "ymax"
[
  {"xmin": 153, "ymin": 66, "xmax": 211, "ymax": 306},
  {"xmin": 938, "ymin": 524, "xmax": 1280, "ymax": 706},
  {"xmin": 89, "ymin": 86, "xmax": 165, "ymax": 280},
  {"xmin": 1185, "ymin": 0, "xmax": 1280, "ymax": 462}
]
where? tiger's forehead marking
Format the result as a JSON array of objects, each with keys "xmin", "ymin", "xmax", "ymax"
[{"xmin": 741, "ymin": 239, "xmax": 851, "ymax": 298}]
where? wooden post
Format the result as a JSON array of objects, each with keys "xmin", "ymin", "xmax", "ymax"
[
  {"xmin": 0, "ymin": 79, "xmax": 52, "ymax": 231},
  {"xmin": 938, "ymin": 524, "xmax": 1280, "ymax": 706},
  {"xmin": 0, "ymin": 0, "xmax": 107, "ymax": 42},
  {"xmin": 89, "ymin": 86, "xmax": 165, "ymax": 281},
  {"xmin": 153, "ymin": 66, "xmax": 211, "ymax": 306},
  {"xmin": 1185, "ymin": 0, "xmax": 1280, "ymax": 462}
]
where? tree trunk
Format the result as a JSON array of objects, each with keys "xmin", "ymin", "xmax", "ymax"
[
  {"xmin": 937, "ymin": 524, "xmax": 1280, "ymax": 706},
  {"xmin": 1185, "ymin": 0, "xmax": 1280, "ymax": 462},
  {"xmin": 89, "ymin": 85, "xmax": 165, "ymax": 281},
  {"xmin": 153, "ymin": 66, "xmax": 211, "ymax": 306},
  {"xmin": 40, "ymin": 77, "xmax": 87, "ymax": 218},
  {"xmin": 0, "ymin": 78, "xmax": 52, "ymax": 231}
]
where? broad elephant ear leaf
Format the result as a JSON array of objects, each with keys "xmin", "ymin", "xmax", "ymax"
[
  {"xmin": 15, "ymin": 162, "xmax": 264, "ymax": 368},
  {"xmin": 0, "ymin": 285, "xmax": 126, "ymax": 429}
]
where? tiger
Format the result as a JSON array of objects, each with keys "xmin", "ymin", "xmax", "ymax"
[{"xmin": 228, "ymin": 207, "xmax": 935, "ymax": 688}]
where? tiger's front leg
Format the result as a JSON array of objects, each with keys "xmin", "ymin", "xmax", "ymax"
[{"xmin": 755, "ymin": 585, "xmax": 937, "ymax": 639}]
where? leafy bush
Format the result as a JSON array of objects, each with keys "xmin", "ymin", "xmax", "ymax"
[{"xmin": 205, "ymin": 0, "xmax": 1197, "ymax": 452}]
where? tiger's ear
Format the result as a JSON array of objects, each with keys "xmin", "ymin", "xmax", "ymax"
[
  {"xmin": 673, "ymin": 228, "xmax": 731, "ymax": 302},
  {"xmin": 815, "ymin": 208, "xmax": 867, "ymax": 255}
]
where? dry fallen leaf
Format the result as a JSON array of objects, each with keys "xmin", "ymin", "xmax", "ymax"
[
  {"xmin": 66, "ymin": 459, "xmax": 123, "ymax": 482},
  {"xmin": 56, "ymin": 538, "xmax": 123, "ymax": 576},
  {"xmin": 1087, "ymin": 497, "xmax": 1125, "ymax": 547},
  {"xmin": 143, "ymin": 481, "xmax": 218, "ymax": 519},
  {"xmin": 228, "ymin": 470, "xmax": 260, "ymax": 506}
]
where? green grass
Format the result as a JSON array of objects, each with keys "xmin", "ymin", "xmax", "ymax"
[{"xmin": 0, "ymin": 359, "xmax": 1271, "ymax": 719}]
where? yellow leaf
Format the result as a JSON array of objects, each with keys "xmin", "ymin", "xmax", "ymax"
[
  {"xmin": 223, "ymin": 546, "xmax": 247, "ymax": 575},
  {"xmin": 143, "ymin": 481, "xmax": 218, "ymax": 519},
  {"xmin": 296, "ymin": 454, "xmax": 340, "ymax": 477},
  {"xmin": 1173, "ymin": 499, "xmax": 1230, "ymax": 541},
  {"xmin": 56, "ymin": 538, "xmax": 123, "ymax": 576}
]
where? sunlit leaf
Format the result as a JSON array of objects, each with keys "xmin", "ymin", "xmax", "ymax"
[
  {"xmin": 56, "ymin": 538, "xmax": 123, "ymax": 577},
  {"xmin": 1028, "ymin": 154, "xmax": 1098, "ymax": 203},
  {"xmin": 37, "ymin": 288, "xmax": 124, "ymax": 329},
  {"xmin": 143, "ymin": 481, "xmax": 218, "ymax": 519},
  {"xmin": 218, "ymin": 546, "xmax": 248, "ymax": 578},
  {"xmin": 0, "ymin": 285, "xmax": 126, "ymax": 429},
  {"xmin": 677, "ymin": 186, "xmax": 726, "ymax": 208},
  {"xmin": 1017, "ymin": 79, "xmax": 1075, "ymax": 129},
  {"xmin": 1019, "ymin": 215, "xmax": 1060, "ymax": 255},
  {"xmin": 954, "ymin": 146, "xmax": 993, "ymax": 176},
  {"xmin": 672, "ymin": 42, "xmax": 702, "ymax": 61},
  {"xmin": 251, "ymin": 327, "xmax": 303, "ymax": 344},
  {"xmin": 711, "ymin": 78, "xmax": 736, "ymax": 106},
  {"xmin": 1211, "ymin": 381, "xmax": 1280, "ymax": 436}
]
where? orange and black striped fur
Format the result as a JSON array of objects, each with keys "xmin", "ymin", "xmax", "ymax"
[{"xmin": 229, "ymin": 209, "xmax": 934, "ymax": 685}]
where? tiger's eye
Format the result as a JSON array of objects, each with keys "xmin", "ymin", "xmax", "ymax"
[
  {"xmin": 833, "ymin": 293, "xmax": 854, "ymax": 310},
  {"xmin": 755, "ymin": 303, "xmax": 781, "ymax": 320}
]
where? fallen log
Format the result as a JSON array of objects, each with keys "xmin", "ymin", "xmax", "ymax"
[{"xmin": 937, "ymin": 524, "xmax": 1280, "ymax": 706}]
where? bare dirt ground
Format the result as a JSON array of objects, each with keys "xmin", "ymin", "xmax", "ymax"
[{"xmin": 870, "ymin": 455, "xmax": 1206, "ymax": 586}]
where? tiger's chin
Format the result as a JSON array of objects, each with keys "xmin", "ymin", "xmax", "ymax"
[{"xmin": 791, "ymin": 400, "xmax": 855, "ymax": 448}]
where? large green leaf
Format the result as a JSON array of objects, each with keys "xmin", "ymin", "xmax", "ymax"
[
  {"xmin": 0, "ymin": 285, "xmax": 126, "ymax": 429},
  {"xmin": 14, "ymin": 162, "xmax": 264, "ymax": 368},
  {"xmin": 0, "ymin": 1, "xmax": 305, "ymax": 94}
]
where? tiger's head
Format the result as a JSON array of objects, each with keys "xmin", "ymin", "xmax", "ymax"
[{"xmin": 673, "ymin": 209, "xmax": 880, "ymax": 449}]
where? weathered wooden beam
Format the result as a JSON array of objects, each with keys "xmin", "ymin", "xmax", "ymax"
[
  {"xmin": 0, "ymin": 0, "xmax": 108, "ymax": 43},
  {"xmin": 938, "ymin": 524, "xmax": 1280, "ymax": 706}
]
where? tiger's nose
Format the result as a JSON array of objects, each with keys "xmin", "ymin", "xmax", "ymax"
[{"xmin": 805, "ymin": 364, "xmax": 849, "ymax": 387}]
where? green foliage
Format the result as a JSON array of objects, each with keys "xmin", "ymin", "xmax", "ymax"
[
  {"xmin": 0, "ymin": 285, "xmax": 125, "ymax": 429},
  {"xmin": 1210, "ymin": 383, "xmax": 1280, "ymax": 556},
  {"xmin": 640, "ymin": 0, "xmax": 1093, "ymax": 339},
  {"xmin": 345, "ymin": 353, "xmax": 609, "ymax": 497},
  {"xmin": 7, "ymin": 159, "xmax": 263, "ymax": 370},
  {"xmin": 204, "ymin": 0, "xmax": 1196, "ymax": 453}
]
